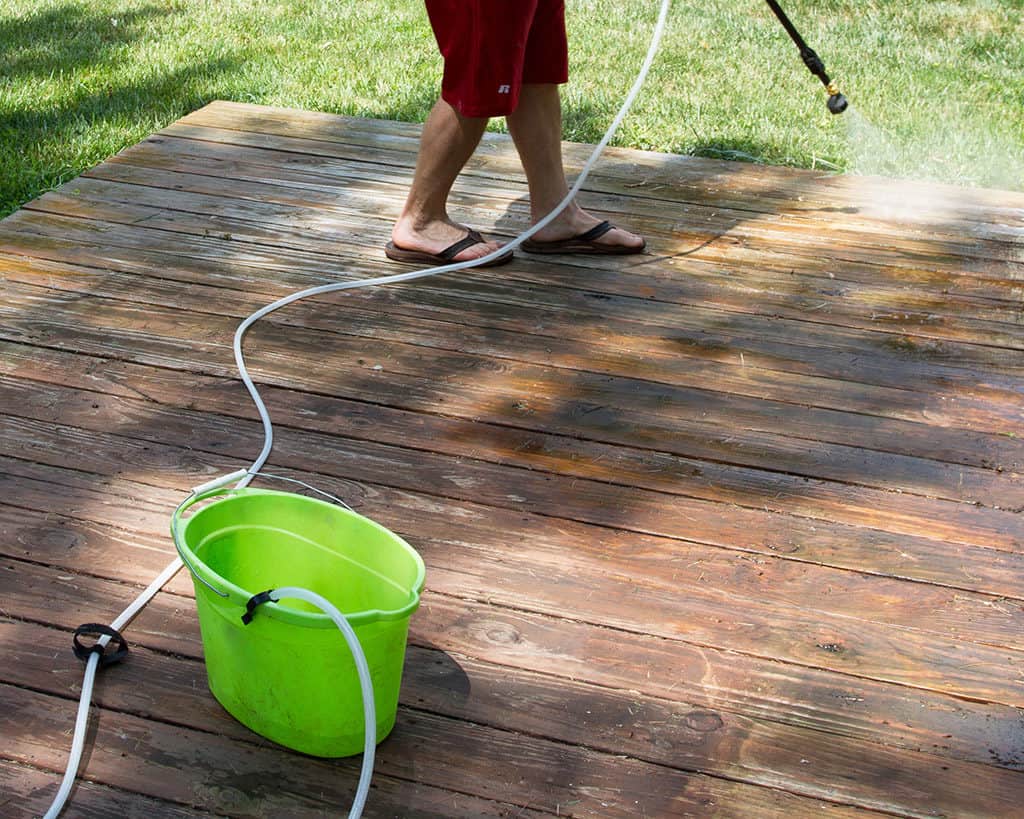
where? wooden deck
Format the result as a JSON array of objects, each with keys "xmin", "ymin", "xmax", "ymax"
[{"xmin": 2, "ymin": 100, "xmax": 1023, "ymax": 817}]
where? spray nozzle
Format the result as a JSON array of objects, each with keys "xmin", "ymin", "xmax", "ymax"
[
  {"xmin": 825, "ymin": 82, "xmax": 848, "ymax": 115},
  {"xmin": 827, "ymin": 92, "xmax": 848, "ymax": 115},
  {"xmin": 766, "ymin": 1, "xmax": 849, "ymax": 116}
]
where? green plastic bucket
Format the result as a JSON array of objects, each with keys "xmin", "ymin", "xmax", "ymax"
[{"xmin": 171, "ymin": 487, "xmax": 425, "ymax": 758}]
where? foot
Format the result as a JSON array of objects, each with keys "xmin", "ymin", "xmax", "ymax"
[
  {"xmin": 391, "ymin": 217, "xmax": 504, "ymax": 262},
  {"xmin": 528, "ymin": 206, "xmax": 644, "ymax": 251}
]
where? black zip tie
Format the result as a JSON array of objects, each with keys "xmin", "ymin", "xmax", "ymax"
[
  {"xmin": 242, "ymin": 589, "xmax": 277, "ymax": 625},
  {"xmin": 72, "ymin": 624, "xmax": 129, "ymax": 668}
]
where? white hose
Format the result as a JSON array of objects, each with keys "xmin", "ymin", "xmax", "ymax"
[
  {"xmin": 270, "ymin": 587, "xmax": 378, "ymax": 819},
  {"xmin": 42, "ymin": 653, "xmax": 98, "ymax": 819},
  {"xmin": 43, "ymin": 558, "xmax": 185, "ymax": 819},
  {"xmin": 43, "ymin": 1, "xmax": 671, "ymax": 815},
  {"xmin": 234, "ymin": 0, "xmax": 673, "ymax": 489}
]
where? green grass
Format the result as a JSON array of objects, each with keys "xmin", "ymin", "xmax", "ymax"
[{"xmin": 2, "ymin": 0, "xmax": 1022, "ymax": 218}]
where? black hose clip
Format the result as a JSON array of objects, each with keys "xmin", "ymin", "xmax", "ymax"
[
  {"xmin": 242, "ymin": 589, "xmax": 278, "ymax": 625},
  {"xmin": 73, "ymin": 624, "xmax": 129, "ymax": 668},
  {"xmin": 799, "ymin": 47, "xmax": 825, "ymax": 79}
]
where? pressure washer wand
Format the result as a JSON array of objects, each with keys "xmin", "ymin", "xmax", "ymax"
[{"xmin": 764, "ymin": 0, "xmax": 848, "ymax": 114}]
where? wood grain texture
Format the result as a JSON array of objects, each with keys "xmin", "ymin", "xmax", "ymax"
[{"xmin": 1, "ymin": 101, "xmax": 1022, "ymax": 817}]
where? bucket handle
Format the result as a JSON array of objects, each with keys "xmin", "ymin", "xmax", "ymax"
[
  {"xmin": 171, "ymin": 485, "xmax": 236, "ymax": 599},
  {"xmin": 171, "ymin": 470, "xmax": 355, "ymax": 599},
  {"xmin": 247, "ymin": 472, "xmax": 355, "ymax": 512}
]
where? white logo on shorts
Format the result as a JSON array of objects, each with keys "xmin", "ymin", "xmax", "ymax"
[{"xmin": 497, "ymin": 84, "xmax": 511, "ymax": 94}]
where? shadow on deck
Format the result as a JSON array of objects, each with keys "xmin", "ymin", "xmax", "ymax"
[{"xmin": 0, "ymin": 101, "xmax": 1022, "ymax": 817}]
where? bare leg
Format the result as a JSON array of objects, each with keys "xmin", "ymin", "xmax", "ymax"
[
  {"xmin": 391, "ymin": 98, "xmax": 503, "ymax": 260},
  {"xmin": 506, "ymin": 84, "xmax": 644, "ymax": 249}
]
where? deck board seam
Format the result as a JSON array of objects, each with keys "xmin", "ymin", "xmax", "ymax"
[
  {"xmin": 6, "ymin": 273, "xmax": 1023, "ymax": 439},
  {"xmin": 4, "ymin": 388, "xmax": 1019, "ymax": 528},
  {"xmin": 5, "ymin": 545, "xmax": 1024, "ymax": 700},
  {"xmin": 0, "ymin": 684, "xmax": 911, "ymax": 818},
  {"xmin": 21, "ymin": 180, "xmax": 1024, "ymax": 324},
  {"xmin": 13, "ymin": 197, "xmax": 1024, "ymax": 336},
  {"xmin": 4, "ymin": 401, "xmax": 1023, "ymax": 570},
  {"xmin": 154, "ymin": 123, "xmax": 1024, "ymax": 256}
]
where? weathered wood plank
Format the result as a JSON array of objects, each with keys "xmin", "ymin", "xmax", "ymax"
[
  {"xmin": 101, "ymin": 131, "xmax": 1024, "ymax": 307},
  {"xmin": 0, "ymin": 336, "xmax": 1021, "ymax": 587},
  {"xmin": 4, "ymin": 401, "xmax": 1024, "ymax": 678},
  {"xmin": 3, "ymin": 502, "xmax": 1020, "ymax": 778},
  {"xmin": 3, "ymin": 276, "xmax": 1021, "ymax": 510},
  {"xmin": 3, "ymin": 428, "xmax": 1024, "ymax": 659},
  {"xmin": 2, "ymin": 270, "xmax": 1021, "ymax": 509},
  {"xmin": 111, "ymin": 128, "xmax": 1024, "ymax": 281},
  {"xmin": 81, "ymin": 151, "xmax": 1024, "ymax": 305},
  {"xmin": 10, "ymin": 521, "xmax": 1024, "ymax": 767},
  {"xmin": 8, "ymin": 187, "xmax": 1024, "ymax": 391},
  {"xmin": 2, "ymin": 552, "xmax": 1024, "ymax": 810},
  {"xmin": 77, "ymin": 157, "xmax": 1024, "ymax": 341},
  {"xmin": 178, "ymin": 100, "xmax": 1024, "ymax": 246},
  {"xmin": 155, "ymin": 117, "xmax": 1023, "ymax": 278},
  {"xmin": 2, "ymin": 333, "xmax": 1022, "ymax": 585},
  {"xmin": 110, "ymin": 116, "xmax": 1024, "ymax": 259},
  {"xmin": 188, "ymin": 101, "xmax": 1024, "ymax": 211},
  {"xmin": 0, "ymin": 758, "xmax": 219, "ymax": 819},
  {"xmin": 0, "ymin": 684, "xmax": 562, "ymax": 818},
  {"xmin": 2, "ymin": 335, "xmax": 1020, "ymax": 538},
  {"xmin": 3, "ymin": 99, "xmax": 1023, "ymax": 819},
  {"xmin": 5, "ymin": 220, "xmax": 1023, "ymax": 448},
  {"xmin": 5, "ymin": 615, "xmax": 1021, "ymax": 817},
  {"xmin": 2, "ymin": 278, "xmax": 1021, "ymax": 498},
  {"xmin": 24, "ymin": 175, "xmax": 1024, "ymax": 368},
  {"xmin": 2, "ymin": 434, "xmax": 1023, "ymax": 709},
  {"xmin": 1, "ymin": 296, "xmax": 1019, "ymax": 475},
  {"xmin": 3, "ymin": 677, "xmax": 882, "ymax": 818},
  {"xmin": 4, "ymin": 376, "xmax": 1019, "ymax": 606},
  {"xmin": 143, "ymin": 106, "xmax": 1024, "ymax": 244}
]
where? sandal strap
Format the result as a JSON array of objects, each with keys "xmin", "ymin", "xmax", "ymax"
[
  {"xmin": 575, "ymin": 220, "xmax": 614, "ymax": 242},
  {"xmin": 439, "ymin": 229, "xmax": 485, "ymax": 261}
]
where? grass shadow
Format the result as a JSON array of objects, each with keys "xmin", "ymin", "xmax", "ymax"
[
  {"xmin": 0, "ymin": 4, "xmax": 169, "ymax": 82},
  {"xmin": 0, "ymin": 4, "xmax": 246, "ymax": 216}
]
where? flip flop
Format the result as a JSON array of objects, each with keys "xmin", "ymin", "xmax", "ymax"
[
  {"xmin": 385, "ymin": 229, "xmax": 514, "ymax": 267},
  {"xmin": 521, "ymin": 221, "xmax": 646, "ymax": 255}
]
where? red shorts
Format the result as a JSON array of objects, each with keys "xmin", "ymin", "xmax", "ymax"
[{"xmin": 425, "ymin": 1, "xmax": 569, "ymax": 117}]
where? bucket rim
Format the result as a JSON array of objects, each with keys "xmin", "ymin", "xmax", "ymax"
[{"xmin": 172, "ymin": 487, "xmax": 425, "ymax": 627}]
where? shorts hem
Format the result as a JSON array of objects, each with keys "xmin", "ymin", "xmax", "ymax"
[{"xmin": 442, "ymin": 80, "xmax": 567, "ymax": 118}]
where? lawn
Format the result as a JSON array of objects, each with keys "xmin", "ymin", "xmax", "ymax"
[{"xmin": 1, "ymin": 0, "xmax": 1022, "ymax": 218}]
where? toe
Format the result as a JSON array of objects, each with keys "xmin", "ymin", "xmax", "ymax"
[
  {"xmin": 453, "ymin": 240, "xmax": 504, "ymax": 262},
  {"xmin": 599, "ymin": 226, "xmax": 645, "ymax": 249}
]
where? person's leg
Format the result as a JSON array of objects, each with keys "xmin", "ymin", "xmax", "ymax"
[
  {"xmin": 506, "ymin": 83, "xmax": 644, "ymax": 250},
  {"xmin": 389, "ymin": 0, "xmax": 531, "ymax": 263},
  {"xmin": 390, "ymin": 98, "xmax": 503, "ymax": 261}
]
